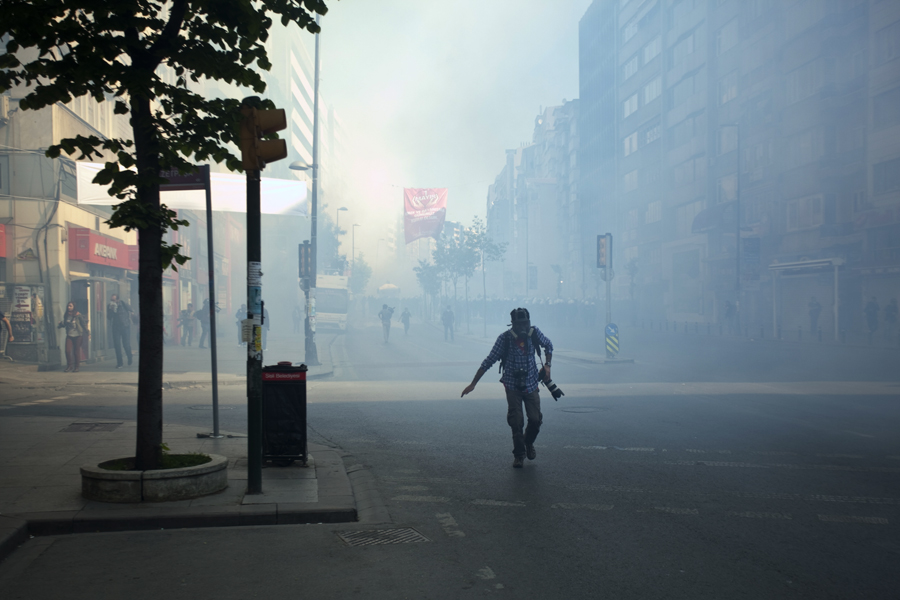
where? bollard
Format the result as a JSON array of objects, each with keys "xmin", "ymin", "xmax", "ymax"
[
  {"xmin": 798, "ymin": 325, "xmax": 802, "ymax": 341},
  {"xmin": 817, "ymin": 328, "xmax": 822, "ymax": 343}
]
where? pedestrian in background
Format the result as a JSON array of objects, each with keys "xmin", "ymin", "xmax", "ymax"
[
  {"xmin": 107, "ymin": 294, "xmax": 134, "ymax": 368},
  {"xmin": 180, "ymin": 302, "xmax": 195, "ymax": 347},
  {"xmin": 442, "ymin": 306, "xmax": 455, "ymax": 341},
  {"xmin": 378, "ymin": 304, "xmax": 394, "ymax": 343},
  {"xmin": 58, "ymin": 302, "xmax": 86, "ymax": 372},
  {"xmin": 865, "ymin": 296, "xmax": 880, "ymax": 336},
  {"xmin": 884, "ymin": 298, "xmax": 898, "ymax": 342},
  {"xmin": 196, "ymin": 299, "xmax": 211, "ymax": 349},
  {"xmin": 400, "ymin": 307, "xmax": 411, "ymax": 336},
  {"xmin": 235, "ymin": 303, "xmax": 247, "ymax": 346},
  {"xmin": 808, "ymin": 296, "xmax": 822, "ymax": 335},
  {"xmin": 0, "ymin": 309, "xmax": 15, "ymax": 362}
]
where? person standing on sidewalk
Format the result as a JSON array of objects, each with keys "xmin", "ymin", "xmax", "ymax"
[
  {"xmin": 235, "ymin": 304, "xmax": 247, "ymax": 346},
  {"xmin": 400, "ymin": 307, "xmax": 411, "ymax": 336},
  {"xmin": 461, "ymin": 307, "xmax": 554, "ymax": 468},
  {"xmin": 180, "ymin": 302, "xmax": 195, "ymax": 347},
  {"xmin": 0, "ymin": 309, "xmax": 15, "ymax": 362},
  {"xmin": 107, "ymin": 294, "xmax": 133, "ymax": 368},
  {"xmin": 808, "ymin": 297, "xmax": 822, "ymax": 335},
  {"xmin": 378, "ymin": 304, "xmax": 394, "ymax": 343},
  {"xmin": 196, "ymin": 299, "xmax": 211, "ymax": 349},
  {"xmin": 58, "ymin": 302, "xmax": 86, "ymax": 372},
  {"xmin": 442, "ymin": 306, "xmax": 455, "ymax": 341}
]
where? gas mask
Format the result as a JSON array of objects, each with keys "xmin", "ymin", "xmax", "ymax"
[{"xmin": 510, "ymin": 308, "xmax": 531, "ymax": 336}]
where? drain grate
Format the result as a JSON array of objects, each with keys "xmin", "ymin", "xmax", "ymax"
[
  {"xmin": 61, "ymin": 422, "xmax": 122, "ymax": 432},
  {"xmin": 337, "ymin": 528, "xmax": 430, "ymax": 547}
]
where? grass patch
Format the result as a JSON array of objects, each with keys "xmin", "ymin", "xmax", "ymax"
[{"xmin": 99, "ymin": 453, "xmax": 211, "ymax": 471}]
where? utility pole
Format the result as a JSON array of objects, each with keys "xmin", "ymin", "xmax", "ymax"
[
  {"xmin": 306, "ymin": 14, "xmax": 322, "ymax": 366},
  {"xmin": 240, "ymin": 97, "xmax": 287, "ymax": 495}
]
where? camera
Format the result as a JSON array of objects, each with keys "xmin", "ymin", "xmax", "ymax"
[
  {"xmin": 539, "ymin": 367, "xmax": 565, "ymax": 401},
  {"xmin": 512, "ymin": 369, "xmax": 527, "ymax": 392}
]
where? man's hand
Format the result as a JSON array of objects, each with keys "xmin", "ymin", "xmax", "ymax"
[{"xmin": 461, "ymin": 383, "xmax": 476, "ymax": 397}]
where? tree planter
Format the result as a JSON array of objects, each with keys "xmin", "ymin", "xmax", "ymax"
[{"xmin": 81, "ymin": 454, "xmax": 228, "ymax": 503}]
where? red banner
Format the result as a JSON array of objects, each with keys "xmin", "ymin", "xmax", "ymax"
[{"xmin": 404, "ymin": 188, "xmax": 447, "ymax": 244}]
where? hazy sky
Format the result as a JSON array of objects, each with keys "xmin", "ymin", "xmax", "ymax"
[{"xmin": 316, "ymin": 0, "xmax": 592, "ymax": 260}]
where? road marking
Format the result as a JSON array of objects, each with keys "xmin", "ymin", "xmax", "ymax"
[
  {"xmin": 34, "ymin": 399, "xmax": 56, "ymax": 403},
  {"xmin": 815, "ymin": 454, "xmax": 863, "ymax": 459},
  {"xmin": 13, "ymin": 402, "xmax": 38, "ymax": 406},
  {"xmin": 476, "ymin": 567, "xmax": 496, "ymax": 580},
  {"xmin": 391, "ymin": 495, "xmax": 450, "ymax": 503},
  {"xmin": 471, "ymin": 499, "xmax": 525, "ymax": 507},
  {"xmin": 818, "ymin": 515, "xmax": 888, "ymax": 524},
  {"xmin": 436, "ymin": 513, "xmax": 465, "ymax": 537},
  {"xmin": 564, "ymin": 445, "xmax": 608, "ymax": 450},
  {"xmin": 653, "ymin": 507, "xmax": 698, "ymax": 515},
  {"xmin": 551, "ymin": 503, "xmax": 614, "ymax": 511},
  {"xmin": 727, "ymin": 511, "xmax": 792, "ymax": 520},
  {"xmin": 844, "ymin": 430, "xmax": 875, "ymax": 438},
  {"xmin": 50, "ymin": 396, "xmax": 69, "ymax": 400},
  {"xmin": 396, "ymin": 485, "xmax": 430, "ymax": 492}
]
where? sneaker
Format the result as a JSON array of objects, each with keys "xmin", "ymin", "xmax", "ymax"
[
  {"xmin": 116, "ymin": 365, "xmax": 123, "ymax": 369},
  {"xmin": 526, "ymin": 445, "xmax": 536, "ymax": 460},
  {"xmin": 513, "ymin": 456, "xmax": 524, "ymax": 468}
]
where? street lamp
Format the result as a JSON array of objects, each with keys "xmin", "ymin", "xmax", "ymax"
[
  {"xmin": 722, "ymin": 121, "xmax": 742, "ymax": 334},
  {"xmin": 336, "ymin": 207, "xmax": 348, "ymax": 247},
  {"xmin": 352, "ymin": 223, "xmax": 360, "ymax": 270}
]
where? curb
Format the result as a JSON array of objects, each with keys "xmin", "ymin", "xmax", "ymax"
[{"xmin": 0, "ymin": 515, "xmax": 29, "ymax": 565}]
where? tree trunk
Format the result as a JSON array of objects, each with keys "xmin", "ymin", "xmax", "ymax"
[
  {"xmin": 465, "ymin": 275, "xmax": 470, "ymax": 334},
  {"xmin": 482, "ymin": 254, "xmax": 487, "ymax": 337},
  {"xmin": 132, "ymin": 95, "xmax": 164, "ymax": 472}
]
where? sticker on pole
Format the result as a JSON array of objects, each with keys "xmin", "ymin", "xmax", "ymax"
[
  {"xmin": 605, "ymin": 323, "xmax": 619, "ymax": 358},
  {"xmin": 241, "ymin": 319, "xmax": 254, "ymax": 343},
  {"xmin": 248, "ymin": 261, "xmax": 262, "ymax": 286}
]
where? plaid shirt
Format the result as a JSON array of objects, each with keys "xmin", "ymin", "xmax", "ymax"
[{"xmin": 480, "ymin": 327, "xmax": 553, "ymax": 393}]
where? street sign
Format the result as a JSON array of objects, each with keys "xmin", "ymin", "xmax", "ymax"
[{"xmin": 605, "ymin": 322, "xmax": 619, "ymax": 358}]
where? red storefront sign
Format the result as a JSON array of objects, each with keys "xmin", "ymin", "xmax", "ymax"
[
  {"xmin": 68, "ymin": 228, "xmax": 137, "ymax": 271},
  {"xmin": 0, "ymin": 224, "xmax": 6, "ymax": 258},
  {"xmin": 262, "ymin": 371, "xmax": 306, "ymax": 382}
]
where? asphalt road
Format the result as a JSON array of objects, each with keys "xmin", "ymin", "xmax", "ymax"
[{"xmin": 2, "ymin": 317, "xmax": 899, "ymax": 599}]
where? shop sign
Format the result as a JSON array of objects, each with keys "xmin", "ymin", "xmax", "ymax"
[{"xmin": 69, "ymin": 228, "xmax": 137, "ymax": 271}]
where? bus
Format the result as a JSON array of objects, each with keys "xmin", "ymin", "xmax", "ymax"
[{"xmin": 315, "ymin": 274, "xmax": 349, "ymax": 331}]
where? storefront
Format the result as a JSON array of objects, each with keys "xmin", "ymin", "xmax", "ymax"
[{"xmin": 67, "ymin": 227, "xmax": 138, "ymax": 361}]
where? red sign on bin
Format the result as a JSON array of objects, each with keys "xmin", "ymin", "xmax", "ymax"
[{"xmin": 262, "ymin": 371, "xmax": 306, "ymax": 381}]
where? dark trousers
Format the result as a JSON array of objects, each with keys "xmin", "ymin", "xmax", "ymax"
[
  {"xmin": 198, "ymin": 324, "xmax": 209, "ymax": 348},
  {"xmin": 112, "ymin": 326, "xmax": 132, "ymax": 366},
  {"xmin": 382, "ymin": 321, "xmax": 391, "ymax": 343},
  {"xmin": 444, "ymin": 323, "xmax": 454, "ymax": 341},
  {"xmin": 181, "ymin": 324, "xmax": 193, "ymax": 346},
  {"xmin": 65, "ymin": 336, "xmax": 82, "ymax": 371},
  {"xmin": 505, "ymin": 387, "xmax": 542, "ymax": 457}
]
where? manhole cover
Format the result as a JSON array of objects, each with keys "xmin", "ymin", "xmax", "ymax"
[
  {"xmin": 337, "ymin": 528, "xmax": 430, "ymax": 547},
  {"xmin": 559, "ymin": 407, "xmax": 606, "ymax": 413},
  {"xmin": 188, "ymin": 405, "xmax": 235, "ymax": 411},
  {"xmin": 61, "ymin": 422, "xmax": 122, "ymax": 432}
]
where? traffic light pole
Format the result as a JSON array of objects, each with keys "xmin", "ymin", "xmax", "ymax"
[
  {"xmin": 305, "ymin": 15, "xmax": 322, "ymax": 367},
  {"xmin": 606, "ymin": 233, "xmax": 612, "ymax": 327},
  {"xmin": 246, "ymin": 169, "xmax": 263, "ymax": 495}
]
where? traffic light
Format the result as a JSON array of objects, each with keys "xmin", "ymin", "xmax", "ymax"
[
  {"xmin": 240, "ymin": 104, "xmax": 288, "ymax": 171},
  {"xmin": 597, "ymin": 234, "xmax": 607, "ymax": 268},
  {"xmin": 299, "ymin": 241, "xmax": 312, "ymax": 278}
]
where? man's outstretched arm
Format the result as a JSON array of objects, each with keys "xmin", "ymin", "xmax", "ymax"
[
  {"xmin": 461, "ymin": 333, "xmax": 506, "ymax": 397},
  {"xmin": 461, "ymin": 368, "xmax": 486, "ymax": 397}
]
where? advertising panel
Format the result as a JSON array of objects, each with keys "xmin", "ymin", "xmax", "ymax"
[{"xmin": 404, "ymin": 188, "xmax": 448, "ymax": 244}]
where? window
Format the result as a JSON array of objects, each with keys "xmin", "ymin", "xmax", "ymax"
[
  {"xmin": 744, "ymin": 139, "xmax": 773, "ymax": 181},
  {"xmin": 674, "ymin": 157, "xmax": 704, "ymax": 186},
  {"xmin": 785, "ymin": 127, "xmax": 825, "ymax": 169},
  {"xmin": 644, "ymin": 121, "xmax": 661, "ymax": 144},
  {"xmin": 643, "ymin": 77, "xmax": 662, "ymax": 104},
  {"xmin": 716, "ymin": 19, "xmax": 738, "ymax": 56},
  {"xmin": 623, "ymin": 20, "xmax": 639, "ymax": 43},
  {"xmin": 718, "ymin": 71, "xmax": 738, "ymax": 105},
  {"xmin": 875, "ymin": 21, "xmax": 900, "ymax": 65},
  {"xmin": 643, "ymin": 37, "xmax": 661, "ymax": 64},
  {"xmin": 626, "ymin": 209, "xmax": 640, "ymax": 229},
  {"xmin": 787, "ymin": 195, "xmax": 824, "ymax": 231},
  {"xmin": 670, "ymin": 33, "xmax": 695, "ymax": 67},
  {"xmin": 717, "ymin": 174, "xmax": 737, "ymax": 203},
  {"xmin": 624, "ymin": 169, "xmax": 639, "ymax": 192},
  {"xmin": 669, "ymin": 114, "xmax": 698, "ymax": 150},
  {"xmin": 623, "ymin": 132, "xmax": 639, "ymax": 156},
  {"xmin": 646, "ymin": 200, "xmax": 663, "ymax": 223},
  {"xmin": 874, "ymin": 157, "xmax": 900, "ymax": 194},
  {"xmin": 718, "ymin": 125, "xmax": 738, "ymax": 155},
  {"xmin": 874, "ymin": 87, "xmax": 900, "ymax": 130},
  {"xmin": 669, "ymin": 73, "xmax": 696, "ymax": 108},
  {"xmin": 676, "ymin": 201, "xmax": 704, "ymax": 237},
  {"xmin": 623, "ymin": 93, "xmax": 638, "ymax": 118},
  {"xmin": 786, "ymin": 60, "xmax": 831, "ymax": 105},
  {"xmin": 623, "ymin": 55, "xmax": 639, "ymax": 80},
  {"xmin": 670, "ymin": 0, "xmax": 697, "ymax": 27}
]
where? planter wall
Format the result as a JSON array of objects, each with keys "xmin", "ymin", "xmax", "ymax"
[{"xmin": 81, "ymin": 454, "xmax": 228, "ymax": 503}]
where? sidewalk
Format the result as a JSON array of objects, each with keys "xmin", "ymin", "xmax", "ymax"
[
  {"xmin": 0, "ymin": 413, "xmax": 383, "ymax": 564},
  {"xmin": 0, "ymin": 332, "xmax": 338, "ymax": 389}
]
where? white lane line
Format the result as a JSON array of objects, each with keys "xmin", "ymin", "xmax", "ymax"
[
  {"xmin": 818, "ymin": 515, "xmax": 888, "ymax": 524},
  {"xmin": 808, "ymin": 495, "xmax": 900, "ymax": 505},
  {"xmin": 50, "ymin": 396, "xmax": 69, "ymax": 400},
  {"xmin": 727, "ymin": 511, "xmax": 792, "ymax": 520},
  {"xmin": 551, "ymin": 503, "xmax": 614, "ymax": 511},
  {"xmin": 436, "ymin": 513, "xmax": 465, "ymax": 538},
  {"xmin": 653, "ymin": 507, "xmax": 699, "ymax": 515},
  {"xmin": 391, "ymin": 495, "xmax": 450, "ymax": 503},
  {"xmin": 13, "ymin": 402, "xmax": 38, "ymax": 406},
  {"xmin": 34, "ymin": 399, "xmax": 56, "ymax": 403},
  {"xmin": 564, "ymin": 445, "xmax": 608, "ymax": 450},
  {"xmin": 395, "ymin": 485, "xmax": 430, "ymax": 492},
  {"xmin": 471, "ymin": 499, "xmax": 526, "ymax": 507}
]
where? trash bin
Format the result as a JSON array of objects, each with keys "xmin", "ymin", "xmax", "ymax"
[{"xmin": 261, "ymin": 361, "xmax": 308, "ymax": 466}]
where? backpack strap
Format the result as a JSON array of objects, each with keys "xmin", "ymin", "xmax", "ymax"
[
  {"xmin": 530, "ymin": 327, "xmax": 541, "ymax": 360},
  {"xmin": 498, "ymin": 329, "xmax": 512, "ymax": 374}
]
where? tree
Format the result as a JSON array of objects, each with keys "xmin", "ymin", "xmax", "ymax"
[
  {"xmin": 350, "ymin": 253, "xmax": 372, "ymax": 297},
  {"xmin": 468, "ymin": 216, "xmax": 507, "ymax": 336},
  {"xmin": 413, "ymin": 259, "xmax": 442, "ymax": 320},
  {"xmin": 1, "ymin": 1, "xmax": 326, "ymax": 470}
]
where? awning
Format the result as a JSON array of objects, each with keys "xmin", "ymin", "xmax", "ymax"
[
  {"xmin": 691, "ymin": 201, "xmax": 735, "ymax": 234},
  {"xmin": 75, "ymin": 163, "xmax": 308, "ymax": 216}
]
